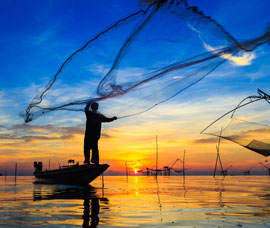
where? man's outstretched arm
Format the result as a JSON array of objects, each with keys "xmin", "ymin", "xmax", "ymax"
[{"xmin": 99, "ymin": 114, "xmax": 117, "ymax": 122}]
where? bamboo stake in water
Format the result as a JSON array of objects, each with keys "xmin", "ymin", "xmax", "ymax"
[
  {"xmin": 156, "ymin": 135, "xmax": 158, "ymax": 177},
  {"xmin": 183, "ymin": 150, "xmax": 186, "ymax": 177},
  {"xmin": 125, "ymin": 161, "xmax": 128, "ymax": 180},
  {"xmin": 213, "ymin": 128, "xmax": 224, "ymax": 177},
  {"xmin": 14, "ymin": 163, "xmax": 17, "ymax": 185},
  {"xmin": 102, "ymin": 172, "xmax": 104, "ymax": 188}
]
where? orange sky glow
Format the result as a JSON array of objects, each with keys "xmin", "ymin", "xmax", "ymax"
[{"xmin": 1, "ymin": 100, "xmax": 268, "ymax": 175}]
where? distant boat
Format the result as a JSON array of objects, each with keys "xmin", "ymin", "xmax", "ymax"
[{"xmin": 33, "ymin": 161, "xmax": 109, "ymax": 185}]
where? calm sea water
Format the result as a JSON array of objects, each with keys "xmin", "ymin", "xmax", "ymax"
[{"xmin": 0, "ymin": 175, "xmax": 270, "ymax": 228}]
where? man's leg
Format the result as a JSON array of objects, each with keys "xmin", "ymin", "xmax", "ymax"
[
  {"xmin": 84, "ymin": 138, "xmax": 91, "ymax": 164},
  {"xmin": 90, "ymin": 140, "xmax": 99, "ymax": 164}
]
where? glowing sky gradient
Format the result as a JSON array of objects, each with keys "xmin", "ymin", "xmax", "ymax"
[{"xmin": 1, "ymin": 0, "xmax": 270, "ymax": 175}]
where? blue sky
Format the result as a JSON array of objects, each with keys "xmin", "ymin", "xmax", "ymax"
[
  {"xmin": 1, "ymin": 0, "xmax": 270, "ymax": 174},
  {"xmin": 1, "ymin": 0, "xmax": 269, "ymax": 97}
]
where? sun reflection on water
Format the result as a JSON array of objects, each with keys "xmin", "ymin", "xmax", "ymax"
[{"xmin": 0, "ymin": 176, "xmax": 270, "ymax": 227}]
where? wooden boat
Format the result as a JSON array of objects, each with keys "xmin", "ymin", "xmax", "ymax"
[{"xmin": 33, "ymin": 161, "xmax": 109, "ymax": 185}]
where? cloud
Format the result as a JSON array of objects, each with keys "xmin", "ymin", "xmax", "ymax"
[
  {"xmin": 172, "ymin": 75, "xmax": 184, "ymax": 79},
  {"xmin": 0, "ymin": 122, "xmax": 115, "ymax": 146},
  {"xmin": 245, "ymin": 127, "xmax": 270, "ymax": 134},
  {"xmin": 193, "ymin": 137, "xmax": 221, "ymax": 144},
  {"xmin": 188, "ymin": 23, "xmax": 256, "ymax": 66},
  {"xmin": 32, "ymin": 29, "xmax": 55, "ymax": 45},
  {"xmin": 0, "ymin": 134, "xmax": 74, "ymax": 143},
  {"xmin": 204, "ymin": 42, "xmax": 256, "ymax": 66},
  {"xmin": 10, "ymin": 123, "xmax": 85, "ymax": 134},
  {"xmin": 0, "ymin": 123, "xmax": 84, "ymax": 145},
  {"xmin": 101, "ymin": 132, "xmax": 113, "ymax": 138}
]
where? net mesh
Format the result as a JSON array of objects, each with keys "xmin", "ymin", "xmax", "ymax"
[
  {"xmin": 21, "ymin": 0, "xmax": 270, "ymax": 123},
  {"xmin": 202, "ymin": 90, "xmax": 270, "ymax": 157}
]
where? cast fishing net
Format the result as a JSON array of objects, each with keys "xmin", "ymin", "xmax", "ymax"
[
  {"xmin": 22, "ymin": 0, "xmax": 270, "ymax": 123},
  {"xmin": 201, "ymin": 89, "xmax": 270, "ymax": 157}
]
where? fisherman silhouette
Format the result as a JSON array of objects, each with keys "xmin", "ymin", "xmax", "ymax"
[{"xmin": 84, "ymin": 102, "xmax": 117, "ymax": 164}]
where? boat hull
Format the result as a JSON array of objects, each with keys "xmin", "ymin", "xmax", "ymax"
[{"xmin": 34, "ymin": 164, "xmax": 109, "ymax": 185}]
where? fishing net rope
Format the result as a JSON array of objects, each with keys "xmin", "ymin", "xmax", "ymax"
[
  {"xmin": 22, "ymin": 0, "xmax": 270, "ymax": 123},
  {"xmin": 201, "ymin": 89, "xmax": 270, "ymax": 157}
]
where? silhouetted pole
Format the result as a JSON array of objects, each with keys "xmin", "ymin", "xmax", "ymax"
[
  {"xmin": 218, "ymin": 152, "xmax": 224, "ymax": 176},
  {"xmin": 213, "ymin": 145, "xmax": 219, "ymax": 177},
  {"xmin": 14, "ymin": 163, "xmax": 17, "ymax": 185},
  {"xmin": 125, "ymin": 161, "xmax": 128, "ymax": 180},
  {"xmin": 49, "ymin": 159, "xmax": 51, "ymax": 171},
  {"xmin": 214, "ymin": 128, "xmax": 224, "ymax": 177},
  {"xmin": 156, "ymin": 135, "xmax": 158, "ymax": 177},
  {"xmin": 183, "ymin": 150, "xmax": 186, "ymax": 177},
  {"xmin": 4, "ymin": 170, "xmax": 6, "ymax": 181},
  {"xmin": 259, "ymin": 162, "xmax": 270, "ymax": 176},
  {"xmin": 102, "ymin": 172, "xmax": 104, "ymax": 188}
]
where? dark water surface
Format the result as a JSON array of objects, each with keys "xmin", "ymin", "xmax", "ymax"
[{"xmin": 0, "ymin": 176, "xmax": 270, "ymax": 227}]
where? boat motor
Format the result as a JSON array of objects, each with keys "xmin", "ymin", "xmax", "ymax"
[{"xmin": 34, "ymin": 161, "xmax": 43, "ymax": 171}]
